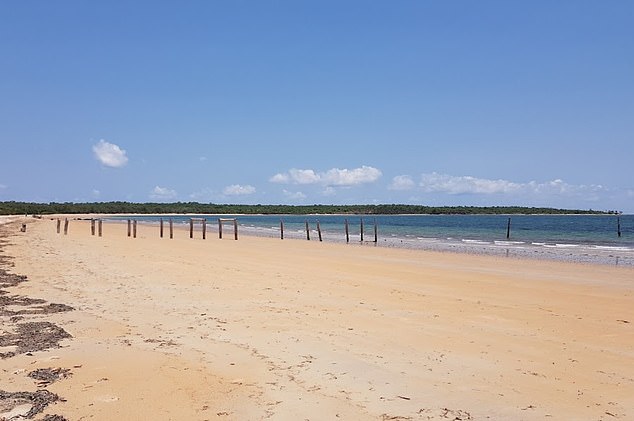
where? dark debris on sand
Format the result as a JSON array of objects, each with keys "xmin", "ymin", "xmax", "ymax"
[
  {"xmin": 0, "ymin": 389, "xmax": 63, "ymax": 419},
  {"xmin": 28, "ymin": 368, "xmax": 73, "ymax": 388},
  {"xmin": 0, "ymin": 223, "xmax": 71, "ymax": 421},
  {"xmin": 42, "ymin": 415, "xmax": 69, "ymax": 421},
  {"xmin": 0, "ymin": 322, "xmax": 72, "ymax": 359}
]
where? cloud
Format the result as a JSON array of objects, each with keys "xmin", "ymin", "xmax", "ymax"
[
  {"xmin": 419, "ymin": 173, "xmax": 522, "ymax": 194},
  {"xmin": 93, "ymin": 140, "xmax": 129, "ymax": 168},
  {"xmin": 389, "ymin": 175, "xmax": 416, "ymax": 191},
  {"xmin": 322, "ymin": 166, "xmax": 382, "ymax": 186},
  {"xmin": 283, "ymin": 189, "xmax": 307, "ymax": 200},
  {"xmin": 91, "ymin": 189, "xmax": 100, "ymax": 198},
  {"xmin": 270, "ymin": 169, "xmax": 320, "ymax": 185},
  {"xmin": 413, "ymin": 173, "xmax": 608, "ymax": 201},
  {"xmin": 223, "ymin": 184, "xmax": 256, "ymax": 196},
  {"xmin": 150, "ymin": 186, "xmax": 177, "ymax": 200},
  {"xmin": 0, "ymin": 184, "xmax": 7, "ymax": 190},
  {"xmin": 271, "ymin": 166, "xmax": 382, "ymax": 187}
]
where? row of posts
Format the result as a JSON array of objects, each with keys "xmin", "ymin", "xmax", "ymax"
[
  {"xmin": 280, "ymin": 218, "xmax": 378, "ymax": 243},
  {"xmin": 56, "ymin": 216, "xmax": 625, "ymax": 241},
  {"xmin": 55, "ymin": 218, "xmax": 239, "ymax": 240}
]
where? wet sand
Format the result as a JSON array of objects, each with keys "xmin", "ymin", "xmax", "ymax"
[{"xmin": 1, "ymin": 217, "xmax": 633, "ymax": 420}]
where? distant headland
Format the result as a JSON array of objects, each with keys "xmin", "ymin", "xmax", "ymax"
[{"xmin": 0, "ymin": 201, "xmax": 619, "ymax": 216}]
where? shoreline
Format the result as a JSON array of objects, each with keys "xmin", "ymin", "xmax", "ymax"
[
  {"xmin": 45, "ymin": 214, "xmax": 633, "ymax": 267},
  {"xmin": 1, "ymin": 218, "xmax": 634, "ymax": 419}
]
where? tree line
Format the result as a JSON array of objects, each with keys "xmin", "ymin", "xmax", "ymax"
[{"xmin": 0, "ymin": 201, "xmax": 613, "ymax": 216}]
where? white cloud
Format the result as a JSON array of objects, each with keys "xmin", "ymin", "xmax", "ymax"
[
  {"xmin": 283, "ymin": 189, "xmax": 307, "ymax": 200},
  {"xmin": 150, "ymin": 186, "xmax": 177, "ymax": 200},
  {"xmin": 0, "ymin": 184, "xmax": 7, "ymax": 190},
  {"xmin": 91, "ymin": 189, "xmax": 100, "ymax": 198},
  {"xmin": 389, "ymin": 175, "xmax": 415, "ymax": 191},
  {"xmin": 415, "ymin": 173, "xmax": 608, "ymax": 202},
  {"xmin": 93, "ymin": 139, "xmax": 129, "ymax": 168},
  {"xmin": 419, "ymin": 173, "xmax": 522, "ymax": 194},
  {"xmin": 271, "ymin": 166, "xmax": 382, "ymax": 187},
  {"xmin": 223, "ymin": 184, "xmax": 256, "ymax": 196},
  {"xmin": 322, "ymin": 166, "xmax": 382, "ymax": 186},
  {"xmin": 269, "ymin": 169, "xmax": 320, "ymax": 184}
]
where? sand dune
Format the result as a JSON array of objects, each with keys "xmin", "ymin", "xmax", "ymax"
[{"xmin": 1, "ymin": 217, "xmax": 633, "ymax": 420}]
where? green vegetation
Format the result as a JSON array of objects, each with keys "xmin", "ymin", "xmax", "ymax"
[{"xmin": 0, "ymin": 201, "xmax": 614, "ymax": 216}]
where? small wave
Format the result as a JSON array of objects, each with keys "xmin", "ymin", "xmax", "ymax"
[
  {"xmin": 462, "ymin": 239, "xmax": 491, "ymax": 245},
  {"xmin": 592, "ymin": 245, "xmax": 634, "ymax": 252},
  {"xmin": 542, "ymin": 243, "xmax": 580, "ymax": 248},
  {"xmin": 494, "ymin": 241, "xmax": 525, "ymax": 246}
]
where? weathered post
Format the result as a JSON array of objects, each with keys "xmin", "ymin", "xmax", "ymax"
[
  {"xmin": 56, "ymin": 219, "xmax": 61, "ymax": 234},
  {"xmin": 305, "ymin": 220, "xmax": 310, "ymax": 240},
  {"xmin": 218, "ymin": 218, "xmax": 223, "ymax": 239},
  {"xmin": 233, "ymin": 219, "xmax": 238, "ymax": 240},
  {"xmin": 202, "ymin": 218, "xmax": 207, "ymax": 240},
  {"xmin": 317, "ymin": 220, "xmax": 322, "ymax": 242},
  {"xmin": 506, "ymin": 217, "xmax": 511, "ymax": 239},
  {"xmin": 345, "ymin": 219, "xmax": 349, "ymax": 243},
  {"xmin": 374, "ymin": 218, "xmax": 378, "ymax": 243},
  {"xmin": 91, "ymin": 219, "xmax": 96, "ymax": 236},
  {"xmin": 133, "ymin": 220, "xmax": 137, "ymax": 238},
  {"xmin": 98, "ymin": 219, "xmax": 103, "ymax": 237},
  {"xmin": 189, "ymin": 219, "xmax": 194, "ymax": 239},
  {"xmin": 169, "ymin": 218, "xmax": 173, "ymax": 239},
  {"xmin": 160, "ymin": 218, "xmax": 164, "ymax": 238},
  {"xmin": 360, "ymin": 218, "xmax": 364, "ymax": 242},
  {"xmin": 63, "ymin": 218, "xmax": 69, "ymax": 235},
  {"xmin": 280, "ymin": 220, "xmax": 284, "ymax": 240},
  {"xmin": 127, "ymin": 219, "xmax": 131, "ymax": 237}
]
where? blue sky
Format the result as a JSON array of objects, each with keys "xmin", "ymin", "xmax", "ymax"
[{"xmin": 1, "ymin": 1, "xmax": 633, "ymax": 212}]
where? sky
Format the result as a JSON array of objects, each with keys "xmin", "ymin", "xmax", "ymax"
[{"xmin": 1, "ymin": 1, "xmax": 633, "ymax": 212}]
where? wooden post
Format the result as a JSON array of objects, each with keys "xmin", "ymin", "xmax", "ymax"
[
  {"xmin": 189, "ymin": 219, "xmax": 194, "ymax": 239},
  {"xmin": 374, "ymin": 218, "xmax": 378, "ymax": 243},
  {"xmin": 127, "ymin": 219, "xmax": 131, "ymax": 237},
  {"xmin": 617, "ymin": 216, "xmax": 622, "ymax": 238},
  {"xmin": 91, "ymin": 219, "xmax": 96, "ymax": 236},
  {"xmin": 506, "ymin": 217, "xmax": 511, "ymax": 239},
  {"xmin": 56, "ymin": 219, "xmax": 61, "ymax": 234},
  {"xmin": 160, "ymin": 218, "xmax": 164, "ymax": 238},
  {"xmin": 280, "ymin": 220, "xmax": 284, "ymax": 240},
  {"xmin": 317, "ymin": 220, "xmax": 322, "ymax": 242},
  {"xmin": 202, "ymin": 218, "xmax": 207, "ymax": 240},
  {"xmin": 233, "ymin": 219, "xmax": 238, "ymax": 240},
  {"xmin": 305, "ymin": 220, "xmax": 310, "ymax": 240},
  {"xmin": 169, "ymin": 218, "xmax": 173, "ymax": 239},
  {"xmin": 360, "ymin": 218, "xmax": 364, "ymax": 242},
  {"xmin": 63, "ymin": 218, "xmax": 69, "ymax": 235},
  {"xmin": 218, "ymin": 219, "xmax": 223, "ymax": 239},
  {"xmin": 98, "ymin": 219, "xmax": 103, "ymax": 237},
  {"xmin": 133, "ymin": 220, "xmax": 137, "ymax": 238},
  {"xmin": 345, "ymin": 219, "xmax": 349, "ymax": 243}
]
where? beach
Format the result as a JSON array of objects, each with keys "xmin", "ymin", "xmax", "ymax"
[{"xmin": 1, "ymin": 217, "xmax": 634, "ymax": 420}]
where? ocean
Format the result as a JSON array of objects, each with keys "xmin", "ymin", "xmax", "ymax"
[{"xmin": 106, "ymin": 214, "xmax": 634, "ymax": 266}]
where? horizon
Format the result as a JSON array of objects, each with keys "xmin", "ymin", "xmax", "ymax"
[{"xmin": 1, "ymin": 2, "xmax": 633, "ymax": 213}]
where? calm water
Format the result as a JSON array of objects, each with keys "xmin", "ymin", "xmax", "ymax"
[{"xmin": 107, "ymin": 214, "xmax": 634, "ymax": 266}]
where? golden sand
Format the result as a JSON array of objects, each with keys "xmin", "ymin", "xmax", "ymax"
[{"xmin": 1, "ymin": 217, "xmax": 633, "ymax": 420}]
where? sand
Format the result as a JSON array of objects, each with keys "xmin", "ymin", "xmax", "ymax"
[{"xmin": 1, "ymin": 217, "xmax": 633, "ymax": 420}]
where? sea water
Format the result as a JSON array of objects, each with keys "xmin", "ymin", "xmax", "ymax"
[{"xmin": 106, "ymin": 214, "xmax": 634, "ymax": 266}]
